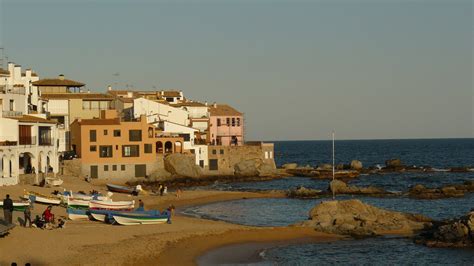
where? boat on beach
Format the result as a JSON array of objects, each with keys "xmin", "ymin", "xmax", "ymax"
[
  {"xmin": 106, "ymin": 184, "xmax": 141, "ymax": 195},
  {"xmin": 67, "ymin": 208, "xmax": 89, "ymax": 220},
  {"xmin": 67, "ymin": 198, "xmax": 90, "ymax": 209},
  {"xmin": 0, "ymin": 201, "xmax": 30, "ymax": 212},
  {"xmin": 45, "ymin": 177, "xmax": 64, "ymax": 187},
  {"xmin": 23, "ymin": 191, "xmax": 61, "ymax": 205},
  {"xmin": 89, "ymin": 209, "xmax": 161, "ymax": 223},
  {"xmin": 89, "ymin": 199, "xmax": 135, "ymax": 211},
  {"xmin": 112, "ymin": 212, "xmax": 168, "ymax": 226}
]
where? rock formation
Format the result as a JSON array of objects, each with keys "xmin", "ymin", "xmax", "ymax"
[
  {"xmin": 299, "ymin": 199, "xmax": 430, "ymax": 237},
  {"xmin": 416, "ymin": 211, "xmax": 474, "ymax": 248},
  {"xmin": 282, "ymin": 163, "xmax": 298, "ymax": 170},
  {"xmin": 287, "ymin": 186, "xmax": 322, "ymax": 198},
  {"xmin": 350, "ymin": 160, "xmax": 363, "ymax": 170},
  {"xmin": 234, "ymin": 158, "xmax": 276, "ymax": 177},
  {"xmin": 329, "ymin": 179, "xmax": 388, "ymax": 195},
  {"xmin": 408, "ymin": 181, "xmax": 474, "ymax": 199},
  {"xmin": 164, "ymin": 153, "xmax": 202, "ymax": 178}
]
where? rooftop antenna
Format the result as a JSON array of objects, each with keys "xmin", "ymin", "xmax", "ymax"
[{"xmin": 332, "ymin": 129, "xmax": 336, "ymax": 200}]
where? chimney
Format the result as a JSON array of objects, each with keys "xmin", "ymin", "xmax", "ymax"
[
  {"xmin": 213, "ymin": 102, "xmax": 217, "ymax": 108},
  {"xmin": 107, "ymin": 85, "xmax": 112, "ymax": 91},
  {"xmin": 59, "ymin": 74, "xmax": 65, "ymax": 80},
  {"xmin": 205, "ymin": 101, "xmax": 208, "ymax": 106},
  {"xmin": 179, "ymin": 90, "xmax": 183, "ymax": 97},
  {"xmin": 87, "ymin": 88, "xmax": 91, "ymax": 94}
]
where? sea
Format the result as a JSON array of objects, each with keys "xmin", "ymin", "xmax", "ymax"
[{"xmin": 183, "ymin": 139, "xmax": 474, "ymax": 265}]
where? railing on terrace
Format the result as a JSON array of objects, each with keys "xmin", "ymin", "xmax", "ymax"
[
  {"xmin": 0, "ymin": 85, "xmax": 26, "ymax": 95},
  {"xmin": 2, "ymin": 110, "xmax": 23, "ymax": 117},
  {"xmin": 19, "ymin": 136, "xmax": 37, "ymax": 145}
]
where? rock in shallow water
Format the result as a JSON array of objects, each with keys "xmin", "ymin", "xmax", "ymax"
[{"xmin": 299, "ymin": 199, "xmax": 430, "ymax": 237}]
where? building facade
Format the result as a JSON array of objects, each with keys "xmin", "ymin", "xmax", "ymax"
[{"xmin": 209, "ymin": 104, "xmax": 244, "ymax": 146}]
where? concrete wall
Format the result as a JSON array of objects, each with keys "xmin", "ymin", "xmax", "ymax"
[
  {"xmin": 80, "ymin": 159, "xmax": 162, "ymax": 179},
  {"xmin": 133, "ymin": 98, "xmax": 189, "ymax": 126}
]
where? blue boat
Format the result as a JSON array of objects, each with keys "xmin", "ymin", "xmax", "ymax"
[{"xmin": 89, "ymin": 209, "xmax": 160, "ymax": 223}]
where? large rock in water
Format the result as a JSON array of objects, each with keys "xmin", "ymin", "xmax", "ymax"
[
  {"xmin": 416, "ymin": 211, "xmax": 474, "ymax": 248},
  {"xmin": 282, "ymin": 163, "xmax": 298, "ymax": 170},
  {"xmin": 164, "ymin": 153, "xmax": 202, "ymax": 178},
  {"xmin": 300, "ymin": 199, "xmax": 430, "ymax": 237},
  {"xmin": 329, "ymin": 179, "xmax": 387, "ymax": 195},
  {"xmin": 234, "ymin": 158, "xmax": 276, "ymax": 177},
  {"xmin": 350, "ymin": 160, "xmax": 363, "ymax": 170}
]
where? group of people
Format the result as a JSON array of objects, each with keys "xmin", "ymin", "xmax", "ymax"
[
  {"xmin": 157, "ymin": 184, "xmax": 168, "ymax": 196},
  {"xmin": 2, "ymin": 195, "xmax": 64, "ymax": 229}
]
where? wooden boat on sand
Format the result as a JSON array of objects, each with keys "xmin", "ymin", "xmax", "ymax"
[
  {"xmin": 23, "ymin": 191, "xmax": 61, "ymax": 205},
  {"xmin": 112, "ymin": 212, "xmax": 168, "ymax": 226},
  {"xmin": 89, "ymin": 199, "xmax": 135, "ymax": 211},
  {"xmin": 106, "ymin": 184, "xmax": 142, "ymax": 195}
]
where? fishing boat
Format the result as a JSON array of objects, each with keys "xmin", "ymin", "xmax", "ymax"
[
  {"xmin": 67, "ymin": 198, "xmax": 90, "ymax": 209},
  {"xmin": 89, "ymin": 209, "xmax": 159, "ymax": 223},
  {"xmin": 67, "ymin": 208, "xmax": 89, "ymax": 220},
  {"xmin": 0, "ymin": 201, "xmax": 30, "ymax": 212},
  {"xmin": 89, "ymin": 199, "xmax": 135, "ymax": 211},
  {"xmin": 112, "ymin": 212, "xmax": 169, "ymax": 226},
  {"xmin": 23, "ymin": 191, "xmax": 61, "ymax": 205},
  {"xmin": 61, "ymin": 190, "xmax": 110, "ymax": 201},
  {"xmin": 106, "ymin": 184, "xmax": 142, "ymax": 195}
]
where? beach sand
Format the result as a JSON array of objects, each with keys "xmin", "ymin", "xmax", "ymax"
[{"xmin": 0, "ymin": 176, "xmax": 341, "ymax": 265}]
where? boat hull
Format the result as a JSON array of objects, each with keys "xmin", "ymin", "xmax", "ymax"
[
  {"xmin": 67, "ymin": 198, "xmax": 90, "ymax": 209},
  {"xmin": 0, "ymin": 202, "xmax": 30, "ymax": 212},
  {"xmin": 112, "ymin": 215, "xmax": 168, "ymax": 225},
  {"xmin": 89, "ymin": 200, "xmax": 135, "ymax": 210},
  {"xmin": 106, "ymin": 184, "xmax": 135, "ymax": 194}
]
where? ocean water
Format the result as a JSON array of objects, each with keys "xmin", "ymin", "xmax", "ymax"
[{"xmin": 189, "ymin": 139, "xmax": 474, "ymax": 265}]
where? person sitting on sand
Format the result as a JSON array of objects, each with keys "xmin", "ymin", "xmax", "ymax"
[
  {"xmin": 42, "ymin": 205, "xmax": 55, "ymax": 224},
  {"xmin": 33, "ymin": 215, "xmax": 44, "ymax": 229},
  {"xmin": 137, "ymin": 199, "xmax": 145, "ymax": 211}
]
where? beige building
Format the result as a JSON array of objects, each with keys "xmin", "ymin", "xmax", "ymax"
[{"xmin": 70, "ymin": 110, "xmax": 184, "ymax": 179}]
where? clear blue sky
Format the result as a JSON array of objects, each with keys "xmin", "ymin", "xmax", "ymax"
[{"xmin": 0, "ymin": 0, "xmax": 472, "ymax": 140}]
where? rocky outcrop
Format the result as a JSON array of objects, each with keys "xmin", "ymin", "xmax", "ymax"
[
  {"xmin": 449, "ymin": 167, "xmax": 471, "ymax": 173},
  {"xmin": 350, "ymin": 160, "xmax": 363, "ymax": 170},
  {"xmin": 416, "ymin": 211, "xmax": 474, "ymax": 248},
  {"xmin": 316, "ymin": 170, "xmax": 360, "ymax": 179},
  {"xmin": 282, "ymin": 163, "xmax": 298, "ymax": 170},
  {"xmin": 234, "ymin": 158, "xmax": 276, "ymax": 177},
  {"xmin": 287, "ymin": 186, "xmax": 322, "ymax": 198},
  {"xmin": 299, "ymin": 199, "xmax": 430, "ymax": 237},
  {"xmin": 408, "ymin": 181, "xmax": 474, "ymax": 199},
  {"xmin": 164, "ymin": 153, "xmax": 202, "ymax": 178},
  {"xmin": 329, "ymin": 180, "xmax": 388, "ymax": 195},
  {"xmin": 317, "ymin": 164, "xmax": 333, "ymax": 171}
]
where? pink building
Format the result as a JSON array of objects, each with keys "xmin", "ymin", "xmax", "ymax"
[{"xmin": 209, "ymin": 104, "xmax": 243, "ymax": 146}]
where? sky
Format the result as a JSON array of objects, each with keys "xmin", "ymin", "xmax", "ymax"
[{"xmin": 0, "ymin": 0, "xmax": 472, "ymax": 141}]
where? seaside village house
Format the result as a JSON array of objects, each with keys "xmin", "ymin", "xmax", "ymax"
[
  {"xmin": 209, "ymin": 103, "xmax": 244, "ymax": 146},
  {"xmin": 34, "ymin": 76, "xmax": 114, "ymax": 152},
  {"xmin": 0, "ymin": 63, "xmax": 60, "ymax": 186},
  {"xmin": 70, "ymin": 110, "xmax": 185, "ymax": 179}
]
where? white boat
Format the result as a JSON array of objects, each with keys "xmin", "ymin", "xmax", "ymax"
[
  {"xmin": 61, "ymin": 191, "xmax": 111, "ymax": 202},
  {"xmin": 45, "ymin": 177, "xmax": 64, "ymax": 187},
  {"xmin": 23, "ymin": 191, "xmax": 61, "ymax": 205},
  {"xmin": 89, "ymin": 200, "xmax": 135, "ymax": 210},
  {"xmin": 112, "ymin": 213, "xmax": 168, "ymax": 226},
  {"xmin": 67, "ymin": 208, "xmax": 89, "ymax": 220},
  {"xmin": 67, "ymin": 198, "xmax": 90, "ymax": 209},
  {"xmin": 90, "ymin": 212, "xmax": 107, "ymax": 222}
]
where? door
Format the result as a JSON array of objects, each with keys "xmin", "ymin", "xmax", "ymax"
[
  {"xmin": 90, "ymin": 165, "xmax": 98, "ymax": 179},
  {"xmin": 199, "ymin": 160, "xmax": 204, "ymax": 168},
  {"xmin": 209, "ymin": 159, "xmax": 218, "ymax": 171},
  {"xmin": 135, "ymin": 164, "xmax": 146, "ymax": 177}
]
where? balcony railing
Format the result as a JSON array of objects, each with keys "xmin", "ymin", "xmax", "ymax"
[
  {"xmin": 0, "ymin": 85, "xmax": 26, "ymax": 95},
  {"xmin": 39, "ymin": 138, "xmax": 53, "ymax": 146},
  {"xmin": 2, "ymin": 111, "xmax": 23, "ymax": 117},
  {"xmin": 19, "ymin": 136, "xmax": 37, "ymax": 145}
]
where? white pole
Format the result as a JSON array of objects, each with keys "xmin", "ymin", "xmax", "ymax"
[{"xmin": 332, "ymin": 130, "xmax": 335, "ymax": 200}]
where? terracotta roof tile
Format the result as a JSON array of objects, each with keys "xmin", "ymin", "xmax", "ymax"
[
  {"xmin": 33, "ymin": 78, "xmax": 85, "ymax": 87},
  {"xmin": 209, "ymin": 104, "xmax": 242, "ymax": 116}
]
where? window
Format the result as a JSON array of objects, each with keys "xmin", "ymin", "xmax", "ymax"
[
  {"xmin": 179, "ymin": 134, "xmax": 190, "ymax": 141},
  {"xmin": 190, "ymin": 149, "xmax": 195, "ymax": 154},
  {"xmin": 104, "ymin": 165, "xmax": 109, "ymax": 171},
  {"xmin": 90, "ymin": 130, "xmax": 97, "ymax": 142},
  {"xmin": 220, "ymin": 149, "xmax": 224, "ymax": 155},
  {"xmin": 165, "ymin": 97, "xmax": 174, "ymax": 102},
  {"xmin": 116, "ymin": 145, "xmax": 119, "ymax": 150},
  {"xmin": 112, "ymin": 165, "xmax": 117, "ymax": 171},
  {"xmin": 123, "ymin": 145, "xmax": 139, "ymax": 157},
  {"xmin": 237, "ymin": 118, "xmax": 241, "ymax": 126},
  {"xmin": 121, "ymin": 165, "xmax": 126, "ymax": 171},
  {"xmin": 82, "ymin": 101, "xmax": 90, "ymax": 110},
  {"xmin": 9, "ymin": 100, "xmax": 14, "ymax": 111},
  {"xmin": 144, "ymin": 144, "xmax": 152, "ymax": 153},
  {"xmin": 104, "ymin": 129, "xmax": 108, "ymax": 135},
  {"xmin": 90, "ymin": 145, "xmax": 97, "ymax": 152},
  {"xmin": 99, "ymin": 146, "xmax": 113, "ymax": 158},
  {"xmin": 148, "ymin": 128, "xmax": 154, "ymax": 138},
  {"xmin": 113, "ymin": 130, "xmax": 121, "ymax": 137},
  {"xmin": 212, "ymin": 149, "xmax": 217, "ymax": 155},
  {"xmin": 226, "ymin": 118, "xmax": 230, "ymax": 126},
  {"xmin": 129, "ymin": 130, "xmax": 142, "ymax": 141},
  {"xmin": 231, "ymin": 118, "xmax": 235, "ymax": 127},
  {"xmin": 217, "ymin": 119, "xmax": 221, "ymax": 126}
]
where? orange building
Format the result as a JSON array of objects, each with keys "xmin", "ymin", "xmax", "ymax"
[{"xmin": 70, "ymin": 110, "xmax": 184, "ymax": 179}]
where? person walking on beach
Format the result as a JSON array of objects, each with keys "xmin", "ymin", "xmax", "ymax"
[
  {"xmin": 3, "ymin": 194, "xmax": 14, "ymax": 225},
  {"xmin": 176, "ymin": 187, "xmax": 182, "ymax": 198},
  {"xmin": 24, "ymin": 204, "xmax": 32, "ymax": 227},
  {"xmin": 160, "ymin": 185, "xmax": 165, "ymax": 196}
]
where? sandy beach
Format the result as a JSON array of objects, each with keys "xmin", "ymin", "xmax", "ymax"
[{"xmin": 0, "ymin": 176, "xmax": 341, "ymax": 265}]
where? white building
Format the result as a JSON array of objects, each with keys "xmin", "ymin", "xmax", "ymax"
[
  {"xmin": 0, "ymin": 102, "xmax": 60, "ymax": 186},
  {"xmin": 171, "ymin": 101, "xmax": 210, "ymax": 133},
  {"xmin": 133, "ymin": 98, "xmax": 189, "ymax": 126}
]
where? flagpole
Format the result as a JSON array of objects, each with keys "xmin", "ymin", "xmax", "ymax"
[{"xmin": 332, "ymin": 130, "xmax": 335, "ymax": 200}]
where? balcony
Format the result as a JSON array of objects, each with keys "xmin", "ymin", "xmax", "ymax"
[
  {"xmin": 0, "ymin": 85, "xmax": 26, "ymax": 95},
  {"xmin": 39, "ymin": 138, "xmax": 53, "ymax": 146},
  {"xmin": 19, "ymin": 136, "xmax": 37, "ymax": 145},
  {"xmin": 2, "ymin": 111, "xmax": 23, "ymax": 117}
]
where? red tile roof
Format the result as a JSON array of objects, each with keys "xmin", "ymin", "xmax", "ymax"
[
  {"xmin": 41, "ymin": 93, "xmax": 113, "ymax": 100},
  {"xmin": 209, "ymin": 104, "xmax": 242, "ymax": 116},
  {"xmin": 11, "ymin": 115, "xmax": 57, "ymax": 124},
  {"xmin": 33, "ymin": 78, "xmax": 85, "ymax": 87}
]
